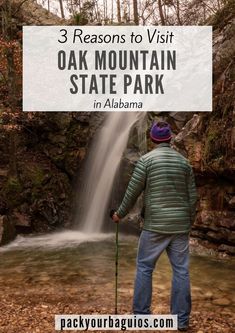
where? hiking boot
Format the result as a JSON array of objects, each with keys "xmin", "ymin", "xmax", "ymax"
[{"xmin": 178, "ymin": 327, "xmax": 189, "ymax": 331}]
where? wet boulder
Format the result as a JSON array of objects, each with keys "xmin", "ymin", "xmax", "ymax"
[{"xmin": 0, "ymin": 215, "xmax": 16, "ymax": 246}]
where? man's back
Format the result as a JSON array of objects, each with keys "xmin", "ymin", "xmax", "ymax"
[
  {"xmin": 117, "ymin": 142, "xmax": 197, "ymax": 234},
  {"xmin": 141, "ymin": 143, "xmax": 196, "ymax": 233}
]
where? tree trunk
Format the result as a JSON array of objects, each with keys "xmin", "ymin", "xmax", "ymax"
[
  {"xmin": 103, "ymin": 0, "xmax": 108, "ymax": 23},
  {"xmin": 58, "ymin": 0, "xmax": 65, "ymax": 18},
  {"xmin": 158, "ymin": 0, "xmax": 165, "ymax": 25},
  {"xmin": 111, "ymin": 0, "xmax": 114, "ymax": 23},
  {"xmin": 133, "ymin": 0, "xmax": 139, "ymax": 25},
  {"xmin": 117, "ymin": 0, "xmax": 121, "ymax": 24},
  {"xmin": 123, "ymin": 0, "xmax": 127, "ymax": 22},
  {"xmin": 176, "ymin": 0, "xmax": 182, "ymax": 25},
  {"xmin": 78, "ymin": 0, "xmax": 81, "ymax": 11}
]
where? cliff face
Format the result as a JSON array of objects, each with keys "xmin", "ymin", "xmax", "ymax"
[
  {"xmin": 0, "ymin": 112, "xmax": 103, "ymax": 244},
  {"xmin": 0, "ymin": 2, "xmax": 104, "ymax": 244},
  {"xmin": 11, "ymin": 0, "xmax": 65, "ymax": 26},
  {"xmin": 0, "ymin": 1, "xmax": 61, "ymax": 244},
  {"xmin": 174, "ymin": 2, "xmax": 235, "ymax": 255}
]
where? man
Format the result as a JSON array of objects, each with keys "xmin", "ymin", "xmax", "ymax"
[{"xmin": 112, "ymin": 121, "xmax": 197, "ymax": 331}]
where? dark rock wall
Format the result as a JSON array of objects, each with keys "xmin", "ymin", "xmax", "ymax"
[
  {"xmin": 0, "ymin": 2, "xmax": 104, "ymax": 244},
  {"xmin": 173, "ymin": 3, "xmax": 235, "ymax": 254},
  {"xmin": 0, "ymin": 112, "xmax": 104, "ymax": 244},
  {"xmin": 145, "ymin": 3, "xmax": 235, "ymax": 254}
]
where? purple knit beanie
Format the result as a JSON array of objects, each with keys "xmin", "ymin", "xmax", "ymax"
[{"xmin": 150, "ymin": 121, "xmax": 172, "ymax": 143}]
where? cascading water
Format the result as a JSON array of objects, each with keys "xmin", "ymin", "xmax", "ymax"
[{"xmin": 77, "ymin": 112, "xmax": 143, "ymax": 233}]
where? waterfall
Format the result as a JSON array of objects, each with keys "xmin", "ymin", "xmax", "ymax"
[{"xmin": 77, "ymin": 112, "xmax": 142, "ymax": 233}]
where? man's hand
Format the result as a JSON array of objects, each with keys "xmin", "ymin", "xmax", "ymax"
[{"xmin": 112, "ymin": 212, "xmax": 120, "ymax": 223}]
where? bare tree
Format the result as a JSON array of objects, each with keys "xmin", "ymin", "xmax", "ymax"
[
  {"xmin": 133, "ymin": 0, "xmax": 139, "ymax": 25},
  {"xmin": 174, "ymin": 0, "xmax": 182, "ymax": 25},
  {"xmin": 111, "ymin": 0, "xmax": 114, "ymax": 23},
  {"xmin": 37, "ymin": 0, "xmax": 230, "ymax": 28},
  {"xmin": 122, "ymin": 0, "xmax": 128, "ymax": 22},
  {"xmin": 103, "ymin": 0, "xmax": 108, "ymax": 23},
  {"xmin": 158, "ymin": 0, "xmax": 165, "ymax": 25},
  {"xmin": 58, "ymin": 0, "xmax": 65, "ymax": 18},
  {"xmin": 117, "ymin": 0, "xmax": 121, "ymax": 23}
]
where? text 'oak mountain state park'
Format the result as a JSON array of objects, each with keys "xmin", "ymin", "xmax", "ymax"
[{"xmin": 57, "ymin": 50, "xmax": 176, "ymax": 95}]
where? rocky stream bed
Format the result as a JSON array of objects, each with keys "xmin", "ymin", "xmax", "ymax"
[{"xmin": 0, "ymin": 232, "xmax": 234, "ymax": 332}]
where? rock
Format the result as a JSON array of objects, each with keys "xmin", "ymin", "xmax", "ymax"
[
  {"xmin": 0, "ymin": 200, "xmax": 9, "ymax": 215},
  {"xmin": 192, "ymin": 286, "xmax": 203, "ymax": 292},
  {"xmin": 13, "ymin": 210, "xmax": 31, "ymax": 227},
  {"xmin": 0, "ymin": 215, "xmax": 16, "ymax": 246},
  {"xmin": 38, "ymin": 274, "xmax": 50, "ymax": 282},
  {"xmin": 228, "ymin": 231, "xmax": 235, "ymax": 243},
  {"xmin": 149, "ymin": 112, "xmax": 194, "ymax": 134},
  {"xmin": 212, "ymin": 298, "xmax": 231, "ymax": 306},
  {"xmin": 218, "ymin": 244, "xmax": 235, "ymax": 255},
  {"xmin": 173, "ymin": 114, "xmax": 203, "ymax": 169},
  {"xmin": 157, "ymin": 285, "xmax": 166, "ymax": 291},
  {"xmin": 215, "ymin": 213, "xmax": 235, "ymax": 229},
  {"xmin": 228, "ymin": 196, "xmax": 235, "ymax": 209},
  {"xmin": 0, "ymin": 168, "xmax": 7, "ymax": 177},
  {"xmin": 169, "ymin": 112, "xmax": 194, "ymax": 131},
  {"xmin": 193, "ymin": 205, "xmax": 235, "ymax": 250},
  {"xmin": 204, "ymin": 291, "xmax": 213, "ymax": 299},
  {"xmin": 14, "ymin": 0, "xmax": 66, "ymax": 26},
  {"xmin": 118, "ymin": 288, "xmax": 132, "ymax": 295},
  {"xmin": 171, "ymin": 3, "xmax": 235, "ymax": 255},
  {"xmin": 206, "ymin": 231, "xmax": 225, "ymax": 242}
]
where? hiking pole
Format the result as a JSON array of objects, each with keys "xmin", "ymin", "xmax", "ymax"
[
  {"xmin": 110, "ymin": 209, "xmax": 119, "ymax": 315},
  {"xmin": 115, "ymin": 220, "xmax": 119, "ymax": 315}
]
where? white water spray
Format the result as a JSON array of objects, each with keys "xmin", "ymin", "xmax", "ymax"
[{"xmin": 77, "ymin": 112, "xmax": 142, "ymax": 233}]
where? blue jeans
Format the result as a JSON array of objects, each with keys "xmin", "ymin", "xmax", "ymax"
[{"xmin": 133, "ymin": 230, "xmax": 191, "ymax": 328}]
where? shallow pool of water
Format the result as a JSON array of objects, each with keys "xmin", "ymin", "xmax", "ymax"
[{"xmin": 0, "ymin": 231, "xmax": 234, "ymax": 313}]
